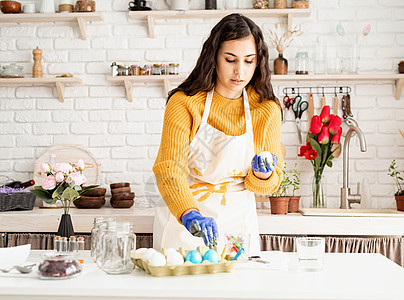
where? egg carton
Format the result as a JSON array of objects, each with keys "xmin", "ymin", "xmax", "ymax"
[{"xmin": 130, "ymin": 247, "xmax": 237, "ymax": 277}]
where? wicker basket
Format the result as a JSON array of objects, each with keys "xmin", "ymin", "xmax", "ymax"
[{"xmin": 0, "ymin": 192, "xmax": 36, "ymax": 212}]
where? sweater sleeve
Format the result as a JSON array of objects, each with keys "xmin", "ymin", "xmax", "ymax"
[
  {"xmin": 244, "ymin": 100, "xmax": 284, "ymax": 195},
  {"xmin": 152, "ymin": 92, "xmax": 200, "ymax": 223}
]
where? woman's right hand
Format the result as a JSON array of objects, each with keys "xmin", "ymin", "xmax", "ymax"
[
  {"xmin": 181, "ymin": 210, "xmax": 218, "ymax": 247},
  {"xmin": 251, "ymin": 152, "xmax": 278, "ymax": 179}
]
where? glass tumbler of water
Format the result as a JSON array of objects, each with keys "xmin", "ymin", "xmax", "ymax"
[{"xmin": 296, "ymin": 237, "xmax": 325, "ymax": 272}]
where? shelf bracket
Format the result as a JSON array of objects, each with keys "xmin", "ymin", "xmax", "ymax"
[
  {"xmin": 287, "ymin": 13, "xmax": 293, "ymax": 32},
  {"xmin": 147, "ymin": 15, "xmax": 155, "ymax": 38},
  {"xmin": 163, "ymin": 79, "xmax": 171, "ymax": 96},
  {"xmin": 55, "ymin": 82, "xmax": 65, "ymax": 103},
  {"xmin": 395, "ymin": 78, "xmax": 404, "ymax": 100},
  {"xmin": 124, "ymin": 80, "xmax": 133, "ymax": 102},
  {"xmin": 77, "ymin": 17, "xmax": 87, "ymax": 40}
]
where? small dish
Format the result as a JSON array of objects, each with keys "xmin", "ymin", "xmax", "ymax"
[
  {"xmin": 110, "ymin": 182, "xmax": 130, "ymax": 189},
  {"xmin": 0, "ymin": 1, "xmax": 21, "ymax": 14},
  {"xmin": 111, "ymin": 192, "xmax": 135, "ymax": 201},
  {"xmin": 82, "ymin": 187, "xmax": 106, "ymax": 197},
  {"xmin": 111, "ymin": 187, "xmax": 131, "ymax": 194},
  {"xmin": 74, "ymin": 196, "xmax": 105, "ymax": 209},
  {"xmin": 110, "ymin": 199, "xmax": 134, "ymax": 208},
  {"xmin": 38, "ymin": 253, "xmax": 81, "ymax": 280}
]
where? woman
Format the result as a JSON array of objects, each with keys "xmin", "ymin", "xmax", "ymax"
[{"xmin": 153, "ymin": 13, "xmax": 283, "ymax": 254}]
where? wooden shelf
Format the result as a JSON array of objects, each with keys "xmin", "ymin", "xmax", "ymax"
[
  {"xmin": 0, "ymin": 77, "xmax": 82, "ymax": 102},
  {"xmin": 271, "ymin": 74, "xmax": 404, "ymax": 100},
  {"xmin": 0, "ymin": 12, "xmax": 104, "ymax": 40},
  {"xmin": 129, "ymin": 8, "xmax": 310, "ymax": 38},
  {"xmin": 106, "ymin": 75, "xmax": 186, "ymax": 102}
]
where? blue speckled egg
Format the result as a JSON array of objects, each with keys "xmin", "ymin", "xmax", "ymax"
[
  {"xmin": 185, "ymin": 250, "xmax": 202, "ymax": 264},
  {"xmin": 203, "ymin": 249, "xmax": 220, "ymax": 263}
]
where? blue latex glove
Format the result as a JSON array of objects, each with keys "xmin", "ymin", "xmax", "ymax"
[
  {"xmin": 251, "ymin": 152, "xmax": 278, "ymax": 174},
  {"xmin": 181, "ymin": 210, "xmax": 218, "ymax": 248}
]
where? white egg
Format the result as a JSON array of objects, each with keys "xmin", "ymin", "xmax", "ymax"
[
  {"xmin": 166, "ymin": 251, "xmax": 184, "ymax": 265},
  {"xmin": 166, "ymin": 248, "xmax": 177, "ymax": 255},
  {"xmin": 259, "ymin": 151, "xmax": 274, "ymax": 165},
  {"xmin": 142, "ymin": 248, "xmax": 157, "ymax": 262},
  {"xmin": 135, "ymin": 248, "xmax": 149, "ymax": 254},
  {"xmin": 148, "ymin": 252, "xmax": 167, "ymax": 267}
]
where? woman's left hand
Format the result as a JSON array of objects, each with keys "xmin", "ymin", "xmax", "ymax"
[{"xmin": 251, "ymin": 152, "xmax": 278, "ymax": 180}]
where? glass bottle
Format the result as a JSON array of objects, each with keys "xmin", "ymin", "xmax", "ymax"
[
  {"xmin": 143, "ymin": 64, "xmax": 152, "ymax": 75},
  {"xmin": 60, "ymin": 237, "xmax": 68, "ymax": 252},
  {"xmin": 100, "ymin": 222, "xmax": 136, "ymax": 274},
  {"xmin": 274, "ymin": 53, "xmax": 288, "ymax": 75},
  {"xmin": 295, "ymin": 51, "xmax": 309, "ymax": 75},
  {"xmin": 54, "ymin": 236, "xmax": 61, "ymax": 252},
  {"xmin": 68, "ymin": 236, "xmax": 76, "ymax": 252},
  {"xmin": 77, "ymin": 236, "xmax": 85, "ymax": 264},
  {"xmin": 311, "ymin": 174, "xmax": 327, "ymax": 208}
]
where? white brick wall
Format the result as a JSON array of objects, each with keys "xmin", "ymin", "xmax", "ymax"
[{"xmin": 0, "ymin": 0, "xmax": 403, "ymax": 210}]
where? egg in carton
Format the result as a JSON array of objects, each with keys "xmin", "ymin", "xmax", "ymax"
[{"xmin": 131, "ymin": 246, "xmax": 237, "ymax": 277}]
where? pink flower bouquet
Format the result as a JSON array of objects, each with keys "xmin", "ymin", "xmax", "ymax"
[{"xmin": 31, "ymin": 160, "xmax": 98, "ymax": 214}]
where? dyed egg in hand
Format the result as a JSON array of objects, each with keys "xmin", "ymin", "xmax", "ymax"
[
  {"xmin": 185, "ymin": 250, "xmax": 202, "ymax": 264},
  {"xmin": 203, "ymin": 249, "xmax": 220, "ymax": 263},
  {"xmin": 148, "ymin": 252, "xmax": 166, "ymax": 267},
  {"xmin": 166, "ymin": 251, "xmax": 184, "ymax": 265}
]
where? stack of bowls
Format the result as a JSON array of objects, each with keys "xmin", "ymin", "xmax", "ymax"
[
  {"xmin": 74, "ymin": 188, "xmax": 106, "ymax": 209},
  {"xmin": 110, "ymin": 183, "xmax": 135, "ymax": 208}
]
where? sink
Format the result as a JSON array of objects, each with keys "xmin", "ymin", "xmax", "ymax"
[{"xmin": 300, "ymin": 208, "xmax": 404, "ymax": 217}]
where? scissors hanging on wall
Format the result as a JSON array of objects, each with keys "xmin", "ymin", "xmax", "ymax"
[{"xmin": 292, "ymin": 93, "xmax": 308, "ymax": 144}]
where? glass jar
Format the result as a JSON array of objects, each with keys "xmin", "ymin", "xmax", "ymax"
[
  {"xmin": 274, "ymin": 0, "xmax": 286, "ymax": 9},
  {"xmin": 38, "ymin": 253, "xmax": 82, "ymax": 280},
  {"xmin": 295, "ymin": 51, "xmax": 309, "ymax": 75},
  {"xmin": 1, "ymin": 63, "xmax": 24, "ymax": 78},
  {"xmin": 169, "ymin": 63, "xmax": 179, "ymax": 75},
  {"xmin": 100, "ymin": 222, "xmax": 135, "ymax": 274},
  {"xmin": 117, "ymin": 64, "xmax": 130, "ymax": 76},
  {"xmin": 253, "ymin": 0, "xmax": 268, "ymax": 9},
  {"xmin": 131, "ymin": 65, "xmax": 141, "ymax": 76},
  {"xmin": 291, "ymin": 0, "xmax": 309, "ymax": 8},
  {"xmin": 152, "ymin": 63, "xmax": 161, "ymax": 75},
  {"xmin": 161, "ymin": 64, "xmax": 168, "ymax": 75},
  {"xmin": 143, "ymin": 64, "xmax": 152, "ymax": 75},
  {"xmin": 90, "ymin": 217, "xmax": 117, "ymax": 259}
]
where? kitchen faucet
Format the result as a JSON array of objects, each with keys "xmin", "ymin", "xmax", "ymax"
[{"xmin": 340, "ymin": 95, "xmax": 367, "ymax": 209}]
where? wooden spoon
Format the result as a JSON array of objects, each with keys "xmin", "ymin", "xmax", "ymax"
[
  {"xmin": 399, "ymin": 128, "xmax": 404, "ymax": 139},
  {"xmin": 331, "ymin": 95, "xmax": 342, "ymax": 158}
]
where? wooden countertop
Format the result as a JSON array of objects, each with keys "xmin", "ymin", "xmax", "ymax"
[{"xmin": 2, "ymin": 207, "xmax": 404, "ymax": 236}]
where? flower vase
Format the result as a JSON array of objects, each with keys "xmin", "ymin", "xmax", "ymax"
[
  {"xmin": 274, "ymin": 53, "xmax": 288, "ymax": 75},
  {"xmin": 311, "ymin": 174, "xmax": 327, "ymax": 208},
  {"xmin": 57, "ymin": 214, "xmax": 75, "ymax": 238}
]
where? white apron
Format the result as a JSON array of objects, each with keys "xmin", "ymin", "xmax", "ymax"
[{"xmin": 153, "ymin": 89, "xmax": 260, "ymax": 255}]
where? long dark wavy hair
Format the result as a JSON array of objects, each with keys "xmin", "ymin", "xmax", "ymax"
[{"xmin": 167, "ymin": 13, "xmax": 280, "ymax": 109}]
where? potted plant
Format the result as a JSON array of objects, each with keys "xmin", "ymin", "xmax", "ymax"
[
  {"xmin": 288, "ymin": 163, "xmax": 301, "ymax": 213},
  {"xmin": 388, "ymin": 159, "xmax": 404, "ymax": 211},
  {"xmin": 268, "ymin": 163, "xmax": 301, "ymax": 214}
]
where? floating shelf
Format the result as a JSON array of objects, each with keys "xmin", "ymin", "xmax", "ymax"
[
  {"xmin": 0, "ymin": 77, "xmax": 82, "ymax": 102},
  {"xmin": 106, "ymin": 75, "xmax": 186, "ymax": 102},
  {"xmin": 129, "ymin": 8, "xmax": 310, "ymax": 38},
  {"xmin": 271, "ymin": 74, "xmax": 404, "ymax": 100},
  {"xmin": 0, "ymin": 12, "xmax": 104, "ymax": 40}
]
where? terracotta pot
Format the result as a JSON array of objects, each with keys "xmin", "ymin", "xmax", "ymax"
[
  {"xmin": 269, "ymin": 197, "xmax": 289, "ymax": 214},
  {"xmin": 395, "ymin": 194, "xmax": 404, "ymax": 212},
  {"xmin": 288, "ymin": 196, "xmax": 301, "ymax": 213}
]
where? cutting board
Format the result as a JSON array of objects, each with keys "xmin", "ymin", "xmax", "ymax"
[{"xmin": 33, "ymin": 144, "xmax": 101, "ymax": 207}]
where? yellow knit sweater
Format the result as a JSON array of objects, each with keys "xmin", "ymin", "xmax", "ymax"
[{"xmin": 153, "ymin": 87, "xmax": 284, "ymax": 222}]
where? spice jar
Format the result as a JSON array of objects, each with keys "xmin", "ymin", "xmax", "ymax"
[
  {"xmin": 274, "ymin": 0, "xmax": 286, "ymax": 9},
  {"xmin": 291, "ymin": 0, "xmax": 309, "ymax": 8},
  {"xmin": 110, "ymin": 62, "xmax": 118, "ymax": 77},
  {"xmin": 117, "ymin": 64, "xmax": 130, "ymax": 76},
  {"xmin": 169, "ymin": 63, "xmax": 179, "ymax": 75},
  {"xmin": 253, "ymin": 0, "xmax": 268, "ymax": 9},
  {"xmin": 295, "ymin": 52, "xmax": 309, "ymax": 75},
  {"xmin": 143, "ymin": 64, "xmax": 152, "ymax": 75},
  {"xmin": 161, "ymin": 64, "xmax": 168, "ymax": 75},
  {"xmin": 38, "ymin": 253, "xmax": 82, "ymax": 280},
  {"xmin": 100, "ymin": 222, "xmax": 135, "ymax": 274},
  {"xmin": 131, "ymin": 64, "xmax": 141, "ymax": 76},
  {"xmin": 152, "ymin": 63, "xmax": 161, "ymax": 75}
]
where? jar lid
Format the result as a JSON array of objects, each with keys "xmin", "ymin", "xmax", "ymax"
[{"xmin": 153, "ymin": 64, "xmax": 161, "ymax": 67}]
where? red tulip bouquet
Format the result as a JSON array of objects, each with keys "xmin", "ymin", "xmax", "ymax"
[{"xmin": 298, "ymin": 105, "xmax": 342, "ymax": 207}]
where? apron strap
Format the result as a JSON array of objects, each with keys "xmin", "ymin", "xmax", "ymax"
[
  {"xmin": 201, "ymin": 90, "xmax": 214, "ymax": 124},
  {"xmin": 243, "ymin": 88, "xmax": 253, "ymax": 137}
]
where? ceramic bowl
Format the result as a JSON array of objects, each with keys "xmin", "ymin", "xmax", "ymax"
[
  {"xmin": 111, "ymin": 192, "xmax": 135, "ymax": 201},
  {"xmin": 111, "ymin": 186, "xmax": 131, "ymax": 194},
  {"xmin": 110, "ymin": 182, "xmax": 130, "ymax": 189},
  {"xmin": 82, "ymin": 187, "xmax": 106, "ymax": 197},
  {"xmin": 110, "ymin": 199, "xmax": 134, "ymax": 208},
  {"xmin": 0, "ymin": 1, "xmax": 21, "ymax": 14},
  {"xmin": 74, "ymin": 196, "xmax": 105, "ymax": 209}
]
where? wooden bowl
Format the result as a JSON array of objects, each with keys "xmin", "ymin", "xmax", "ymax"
[
  {"xmin": 111, "ymin": 192, "xmax": 135, "ymax": 201},
  {"xmin": 83, "ymin": 188, "xmax": 106, "ymax": 197},
  {"xmin": 110, "ymin": 182, "xmax": 130, "ymax": 189},
  {"xmin": 0, "ymin": 1, "xmax": 21, "ymax": 13},
  {"xmin": 111, "ymin": 186, "xmax": 131, "ymax": 194},
  {"xmin": 110, "ymin": 199, "xmax": 134, "ymax": 208},
  {"xmin": 74, "ymin": 196, "xmax": 105, "ymax": 209}
]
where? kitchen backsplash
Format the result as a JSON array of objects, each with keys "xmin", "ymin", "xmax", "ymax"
[{"xmin": 0, "ymin": 0, "xmax": 403, "ymax": 209}]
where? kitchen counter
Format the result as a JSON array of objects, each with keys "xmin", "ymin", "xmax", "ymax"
[
  {"xmin": 2, "ymin": 207, "xmax": 404, "ymax": 236},
  {"xmin": 0, "ymin": 250, "xmax": 403, "ymax": 300}
]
